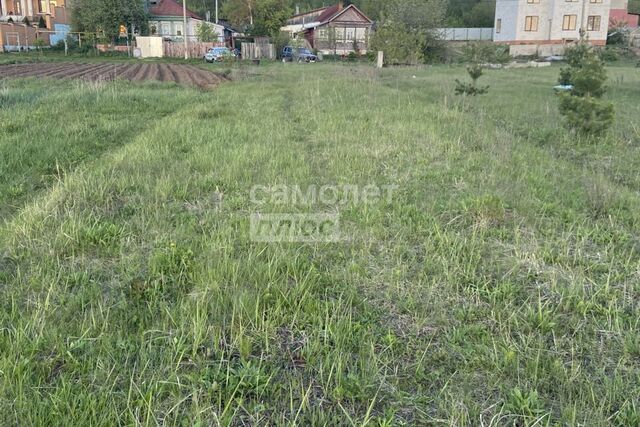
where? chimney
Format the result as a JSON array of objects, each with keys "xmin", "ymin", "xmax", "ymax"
[
  {"xmin": 338, "ymin": 1, "xmax": 343, "ymax": 10},
  {"xmin": 296, "ymin": 4, "xmax": 300, "ymax": 14}
]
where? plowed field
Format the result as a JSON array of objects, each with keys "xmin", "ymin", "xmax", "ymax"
[{"xmin": 0, "ymin": 62, "xmax": 227, "ymax": 88}]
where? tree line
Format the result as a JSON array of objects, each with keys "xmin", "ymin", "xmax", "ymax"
[{"xmin": 70, "ymin": 0, "xmax": 495, "ymax": 45}]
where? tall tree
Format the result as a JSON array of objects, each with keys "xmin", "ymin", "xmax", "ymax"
[
  {"xmin": 371, "ymin": 0, "xmax": 446, "ymax": 64},
  {"xmin": 251, "ymin": 0, "xmax": 292, "ymax": 36},
  {"xmin": 221, "ymin": 0, "xmax": 256, "ymax": 27},
  {"xmin": 72, "ymin": 0, "xmax": 148, "ymax": 41},
  {"xmin": 222, "ymin": 0, "xmax": 292, "ymax": 36}
]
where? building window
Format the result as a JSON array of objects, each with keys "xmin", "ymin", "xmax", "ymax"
[
  {"xmin": 590, "ymin": 0, "xmax": 603, "ymax": 3},
  {"xmin": 562, "ymin": 15, "xmax": 577, "ymax": 30},
  {"xmin": 334, "ymin": 27, "xmax": 344, "ymax": 42},
  {"xmin": 527, "ymin": 0, "xmax": 540, "ymax": 4},
  {"xmin": 496, "ymin": 18, "xmax": 502, "ymax": 33},
  {"xmin": 317, "ymin": 28, "xmax": 328, "ymax": 40},
  {"xmin": 525, "ymin": 16, "xmax": 539, "ymax": 31},
  {"xmin": 587, "ymin": 15, "xmax": 601, "ymax": 31},
  {"xmin": 345, "ymin": 27, "xmax": 355, "ymax": 42},
  {"xmin": 565, "ymin": 0, "xmax": 578, "ymax": 2}
]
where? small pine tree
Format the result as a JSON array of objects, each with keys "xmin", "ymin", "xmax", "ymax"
[
  {"xmin": 558, "ymin": 33, "xmax": 614, "ymax": 135},
  {"xmin": 38, "ymin": 16, "xmax": 47, "ymax": 29},
  {"xmin": 22, "ymin": 17, "xmax": 30, "ymax": 26},
  {"xmin": 455, "ymin": 64, "xmax": 489, "ymax": 96}
]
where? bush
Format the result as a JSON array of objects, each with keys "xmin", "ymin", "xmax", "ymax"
[
  {"xmin": 370, "ymin": 23, "xmax": 426, "ymax": 65},
  {"xmin": 460, "ymin": 42, "xmax": 511, "ymax": 65},
  {"xmin": 273, "ymin": 31, "xmax": 291, "ymax": 59},
  {"xmin": 598, "ymin": 47, "xmax": 619, "ymax": 62},
  {"xmin": 423, "ymin": 31, "xmax": 450, "ymax": 63},
  {"xmin": 195, "ymin": 23, "xmax": 219, "ymax": 43},
  {"xmin": 558, "ymin": 35, "xmax": 614, "ymax": 135},
  {"xmin": 607, "ymin": 20, "xmax": 630, "ymax": 46}
]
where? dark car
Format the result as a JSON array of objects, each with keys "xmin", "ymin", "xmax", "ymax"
[{"xmin": 282, "ymin": 46, "xmax": 318, "ymax": 63}]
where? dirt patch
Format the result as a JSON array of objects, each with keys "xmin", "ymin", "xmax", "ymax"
[{"xmin": 0, "ymin": 62, "xmax": 227, "ymax": 88}]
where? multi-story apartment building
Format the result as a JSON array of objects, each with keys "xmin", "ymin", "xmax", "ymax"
[{"xmin": 494, "ymin": 0, "xmax": 611, "ymax": 55}]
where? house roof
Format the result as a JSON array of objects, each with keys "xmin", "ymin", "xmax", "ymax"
[
  {"xmin": 149, "ymin": 0, "xmax": 202, "ymax": 20},
  {"xmin": 324, "ymin": 4, "xmax": 372, "ymax": 24},
  {"xmin": 317, "ymin": 4, "xmax": 342, "ymax": 23}
]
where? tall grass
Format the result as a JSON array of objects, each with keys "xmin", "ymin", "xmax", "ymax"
[{"xmin": 0, "ymin": 62, "xmax": 639, "ymax": 425}]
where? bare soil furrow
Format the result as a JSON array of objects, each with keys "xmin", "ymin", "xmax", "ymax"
[{"xmin": 0, "ymin": 62, "xmax": 227, "ymax": 88}]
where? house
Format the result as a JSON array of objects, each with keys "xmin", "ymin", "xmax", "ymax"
[
  {"xmin": 494, "ymin": 0, "xmax": 612, "ymax": 56},
  {"xmin": 281, "ymin": 2, "xmax": 373, "ymax": 54},
  {"xmin": 0, "ymin": 0, "xmax": 68, "ymax": 51},
  {"xmin": 609, "ymin": 0, "xmax": 639, "ymax": 27},
  {"xmin": 147, "ymin": 0, "xmax": 224, "ymax": 43},
  {"xmin": 0, "ymin": 0, "xmax": 65, "ymax": 27}
]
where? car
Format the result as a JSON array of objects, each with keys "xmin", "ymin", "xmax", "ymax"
[
  {"xmin": 282, "ymin": 46, "xmax": 318, "ymax": 63},
  {"xmin": 204, "ymin": 47, "xmax": 234, "ymax": 63}
]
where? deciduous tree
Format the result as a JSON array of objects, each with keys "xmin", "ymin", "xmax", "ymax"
[{"xmin": 71, "ymin": 0, "xmax": 148, "ymax": 42}]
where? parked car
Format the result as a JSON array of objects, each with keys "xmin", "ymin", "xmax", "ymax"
[
  {"xmin": 204, "ymin": 47, "xmax": 234, "ymax": 63},
  {"xmin": 282, "ymin": 46, "xmax": 318, "ymax": 63}
]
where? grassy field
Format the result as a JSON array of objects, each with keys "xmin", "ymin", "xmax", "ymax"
[{"xmin": 0, "ymin": 60, "xmax": 639, "ymax": 425}]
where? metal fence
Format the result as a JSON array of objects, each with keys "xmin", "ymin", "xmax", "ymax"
[{"xmin": 435, "ymin": 28, "xmax": 494, "ymax": 41}]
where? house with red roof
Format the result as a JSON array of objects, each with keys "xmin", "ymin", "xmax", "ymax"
[
  {"xmin": 147, "ymin": 0, "xmax": 224, "ymax": 42},
  {"xmin": 281, "ymin": 2, "xmax": 373, "ymax": 54}
]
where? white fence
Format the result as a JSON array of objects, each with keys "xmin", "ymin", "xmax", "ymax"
[{"xmin": 436, "ymin": 28, "xmax": 494, "ymax": 41}]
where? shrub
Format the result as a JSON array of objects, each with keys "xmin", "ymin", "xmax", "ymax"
[
  {"xmin": 370, "ymin": 23, "xmax": 425, "ymax": 65},
  {"xmin": 598, "ymin": 47, "xmax": 620, "ymax": 62},
  {"xmin": 273, "ymin": 31, "xmax": 291, "ymax": 59},
  {"xmin": 196, "ymin": 23, "xmax": 219, "ymax": 42},
  {"xmin": 455, "ymin": 64, "xmax": 489, "ymax": 96},
  {"xmin": 607, "ymin": 20, "xmax": 630, "ymax": 45},
  {"xmin": 558, "ymin": 34, "xmax": 614, "ymax": 135},
  {"xmin": 460, "ymin": 42, "xmax": 511, "ymax": 65}
]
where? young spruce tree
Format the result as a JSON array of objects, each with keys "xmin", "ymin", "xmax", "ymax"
[{"xmin": 558, "ymin": 32, "xmax": 614, "ymax": 135}]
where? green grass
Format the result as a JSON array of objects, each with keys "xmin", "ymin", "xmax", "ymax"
[{"xmin": 0, "ymin": 62, "xmax": 639, "ymax": 425}]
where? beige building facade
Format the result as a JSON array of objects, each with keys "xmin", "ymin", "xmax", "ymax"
[{"xmin": 494, "ymin": 0, "xmax": 611, "ymax": 55}]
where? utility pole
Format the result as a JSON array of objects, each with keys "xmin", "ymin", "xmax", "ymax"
[{"xmin": 183, "ymin": 0, "xmax": 188, "ymax": 59}]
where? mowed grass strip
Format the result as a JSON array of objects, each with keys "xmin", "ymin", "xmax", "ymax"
[
  {"xmin": 0, "ymin": 78, "xmax": 202, "ymax": 220},
  {"xmin": 0, "ymin": 63, "xmax": 639, "ymax": 425}
]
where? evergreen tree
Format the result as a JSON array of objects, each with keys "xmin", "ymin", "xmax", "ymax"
[{"xmin": 558, "ymin": 34, "xmax": 614, "ymax": 135}]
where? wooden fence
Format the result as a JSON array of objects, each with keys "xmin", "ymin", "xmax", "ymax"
[
  {"xmin": 163, "ymin": 41, "xmax": 224, "ymax": 59},
  {"xmin": 241, "ymin": 42, "xmax": 276, "ymax": 60}
]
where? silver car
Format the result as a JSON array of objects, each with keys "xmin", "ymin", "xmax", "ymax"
[{"xmin": 204, "ymin": 47, "xmax": 233, "ymax": 63}]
